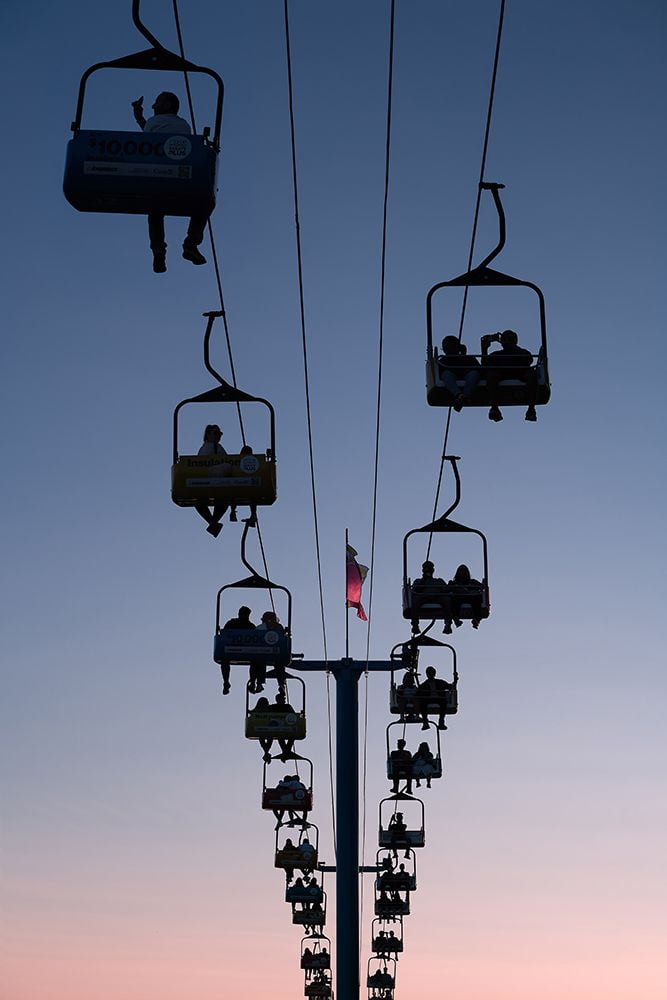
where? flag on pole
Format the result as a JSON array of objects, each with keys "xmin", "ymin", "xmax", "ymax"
[{"xmin": 346, "ymin": 543, "xmax": 368, "ymax": 621}]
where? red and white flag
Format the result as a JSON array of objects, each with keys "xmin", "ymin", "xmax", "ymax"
[{"xmin": 346, "ymin": 543, "xmax": 368, "ymax": 621}]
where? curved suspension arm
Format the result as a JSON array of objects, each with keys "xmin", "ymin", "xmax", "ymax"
[
  {"xmin": 132, "ymin": 0, "xmax": 166, "ymax": 51},
  {"xmin": 476, "ymin": 181, "xmax": 506, "ymax": 270},
  {"xmin": 240, "ymin": 519, "xmax": 262, "ymax": 578},
  {"xmin": 402, "ymin": 456, "xmax": 461, "ymax": 567}
]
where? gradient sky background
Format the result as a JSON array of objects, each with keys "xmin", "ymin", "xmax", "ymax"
[{"xmin": 2, "ymin": 1, "xmax": 666, "ymax": 998}]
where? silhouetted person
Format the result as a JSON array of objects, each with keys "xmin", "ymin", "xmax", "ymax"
[
  {"xmin": 219, "ymin": 604, "xmax": 255, "ymax": 693},
  {"xmin": 224, "ymin": 605, "xmax": 255, "ymax": 630},
  {"xmin": 399, "ymin": 669, "xmax": 416, "ymax": 692},
  {"xmin": 438, "ymin": 335, "xmax": 481, "ymax": 411},
  {"xmin": 131, "ymin": 91, "xmax": 208, "ymax": 273},
  {"xmin": 193, "ymin": 424, "xmax": 230, "ymax": 537},
  {"xmin": 449, "ymin": 563, "xmax": 483, "ymax": 629},
  {"xmin": 481, "ymin": 329, "xmax": 537, "ymax": 422},
  {"xmin": 257, "ymin": 610, "xmax": 285, "ymax": 634},
  {"xmin": 389, "ymin": 738, "xmax": 413, "ymax": 794},
  {"xmin": 413, "ymin": 741, "xmax": 436, "ymax": 788},
  {"xmin": 412, "ymin": 560, "xmax": 446, "ymax": 591},
  {"xmin": 417, "ymin": 665, "xmax": 452, "ymax": 730}
]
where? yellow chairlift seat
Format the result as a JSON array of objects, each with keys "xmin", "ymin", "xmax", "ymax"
[{"xmin": 172, "ymin": 451, "xmax": 276, "ymax": 507}]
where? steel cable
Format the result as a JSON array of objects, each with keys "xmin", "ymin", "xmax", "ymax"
[
  {"xmin": 171, "ymin": 0, "xmax": 274, "ymax": 595},
  {"xmin": 427, "ymin": 0, "xmax": 507, "ymax": 559},
  {"xmin": 283, "ymin": 0, "xmax": 335, "ymax": 854}
]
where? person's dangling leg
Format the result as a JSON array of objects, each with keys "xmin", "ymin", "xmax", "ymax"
[
  {"xmin": 183, "ymin": 214, "xmax": 208, "ymax": 265},
  {"xmin": 194, "ymin": 503, "xmax": 223, "ymax": 537},
  {"xmin": 148, "ymin": 214, "xmax": 167, "ymax": 272}
]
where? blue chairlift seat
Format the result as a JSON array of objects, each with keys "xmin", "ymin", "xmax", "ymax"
[{"xmin": 64, "ymin": 130, "xmax": 217, "ymax": 216}]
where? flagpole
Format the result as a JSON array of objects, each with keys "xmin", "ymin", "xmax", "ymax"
[{"xmin": 345, "ymin": 527, "xmax": 350, "ymax": 659}]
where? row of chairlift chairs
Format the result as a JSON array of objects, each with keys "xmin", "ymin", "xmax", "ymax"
[
  {"xmin": 62, "ymin": 16, "xmax": 551, "ymax": 534},
  {"xmin": 62, "ymin": 7, "xmax": 551, "ymax": 997},
  {"xmin": 214, "ymin": 523, "xmax": 461, "ymax": 999}
]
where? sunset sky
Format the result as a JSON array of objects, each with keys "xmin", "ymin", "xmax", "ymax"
[{"xmin": 2, "ymin": 1, "xmax": 666, "ymax": 998}]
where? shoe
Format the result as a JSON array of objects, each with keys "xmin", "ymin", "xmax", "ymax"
[
  {"xmin": 222, "ymin": 683, "xmax": 231, "ymax": 695},
  {"xmin": 472, "ymin": 620, "xmax": 480, "ymax": 630},
  {"xmin": 421, "ymin": 722, "xmax": 429, "ymax": 731},
  {"xmin": 488, "ymin": 405, "xmax": 503, "ymax": 422},
  {"xmin": 229, "ymin": 507, "xmax": 238, "ymax": 522},
  {"xmin": 453, "ymin": 393, "xmax": 465, "ymax": 413},
  {"xmin": 206, "ymin": 521, "xmax": 222, "ymax": 537},
  {"xmin": 525, "ymin": 405, "xmax": 537, "ymax": 422},
  {"xmin": 182, "ymin": 244, "xmax": 207, "ymax": 265},
  {"xmin": 152, "ymin": 251, "xmax": 166, "ymax": 273},
  {"xmin": 438, "ymin": 723, "xmax": 448, "ymax": 731},
  {"xmin": 454, "ymin": 618, "xmax": 463, "ymax": 628},
  {"xmin": 443, "ymin": 623, "xmax": 452, "ymax": 635},
  {"xmin": 263, "ymin": 752, "xmax": 272, "ymax": 763}
]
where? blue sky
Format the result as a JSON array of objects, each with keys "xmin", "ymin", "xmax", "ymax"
[{"xmin": 2, "ymin": 2, "xmax": 666, "ymax": 998}]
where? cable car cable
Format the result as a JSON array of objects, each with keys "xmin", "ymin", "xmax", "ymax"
[
  {"xmin": 171, "ymin": 0, "xmax": 197, "ymax": 131},
  {"xmin": 282, "ymin": 0, "xmax": 329, "ymax": 662},
  {"xmin": 361, "ymin": 0, "xmax": 397, "ymax": 960},
  {"xmin": 283, "ymin": 0, "xmax": 335, "ymax": 850},
  {"xmin": 171, "ymin": 0, "xmax": 274, "ymax": 594},
  {"xmin": 426, "ymin": 0, "xmax": 506, "ymax": 560}
]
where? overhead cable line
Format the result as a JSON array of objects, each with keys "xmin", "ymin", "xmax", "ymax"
[
  {"xmin": 427, "ymin": 0, "xmax": 507, "ymax": 559},
  {"xmin": 172, "ymin": 0, "xmax": 274, "ymax": 590},
  {"xmin": 283, "ymin": 0, "xmax": 336, "ymax": 855},
  {"xmin": 361, "ymin": 0, "xmax": 397, "ymax": 955}
]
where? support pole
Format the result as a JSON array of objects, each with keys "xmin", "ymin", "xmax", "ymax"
[
  {"xmin": 292, "ymin": 658, "xmax": 396, "ymax": 1000},
  {"xmin": 333, "ymin": 658, "xmax": 360, "ymax": 1000}
]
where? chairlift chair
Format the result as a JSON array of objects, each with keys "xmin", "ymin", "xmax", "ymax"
[
  {"xmin": 386, "ymin": 720, "xmax": 442, "ymax": 789},
  {"xmin": 292, "ymin": 891, "xmax": 327, "ymax": 930},
  {"xmin": 390, "ymin": 634, "xmax": 459, "ymax": 721},
  {"xmin": 263, "ymin": 753, "xmax": 313, "ymax": 814},
  {"xmin": 215, "ymin": 573, "xmax": 293, "ymax": 677},
  {"xmin": 172, "ymin": 388, "xmax": 277, "ymax": 511},
  {"xmin": 63, "ymin": 0, "xmax": 223, "ymax": 217},
  {"xmin": 300, "ymin": 934, "xmax": 331, "ymax": 971},
  {"xmin": 375, "ymin": 849, "xmax": 417, "ymax": 892},
  {"xmin": 402, "ymin": 457, "xmax": 489, "ymax": 632},
  {"xmin": 374, "ymin": 886, "xmax": 410, "ymax": 919},
  {"xmin": 371, "ymin": 917, "xmax": 404, "ymax": 956},
  {"xmin": 287, "ymin": 875, "xmax": 324, "ymax": 906},
  {"xmin": 425, "ymin": 184, "xmax": 550, "ymax": 413},
  {"xmin": 367, "ymin": 956, "xmax": 397, "ymax": 994},
  {"xmin": 304, "ymin": 969, "xmax": 333, "ymax": 998},
  {"xmin": 275, "ymin": 820, "xmax": 319, "ymax": 872},
  {"xmin": 378, "ymin": 794, "xmax": 425, "ymax": 850}
]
